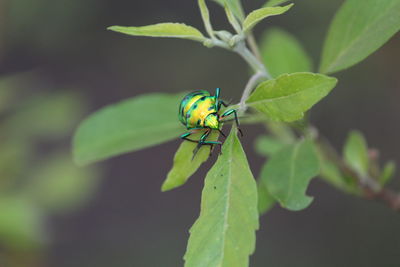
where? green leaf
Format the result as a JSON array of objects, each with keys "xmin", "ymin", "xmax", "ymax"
[
  {"xmin": 162, "ymin": 131, "xmax": 219, "ymax": 192},
  {"xmin": 224, "ymin": 2, "xmax": 242, "ymax": 33},
  {"xmin": 0, "ymin": 72, "xmax": 47, "ymax": 114},
  {"xmin": 343, "ymin": 130, "xmax": 369, "ymax": 176},
  {"xmin": 261, "ymin": 139, "xmax": 319, "ymax": 211},
  {"xmin": 25, "ymin": 153, "xmax": 99, "ymax": 213},
  {"xmin": 254, "ymin": 135, "xmax": 286, "ymax": 156},
  {"xmin": 3, "ymin": 91, "xmax": 85, "ymax": 140},
  {"xmin": 263, "ymin": 0, "xmax": 294, "ymax": 7},
  {"xmin": 318, "ymin": 154, "xmax": 359, "ymax": 194},
  {"xmin": 260, "ymin": 27, "xmax": 313, "ymax": 78},
  {"xmin": 267, "ymin": 121, "xmax": 296, "ymax": 143},
  {"xmin": 0, "ymin": 75, "xmax": 20, "ymax": 114},
  {"xmin": 108, "ymin": 23, "xmax": 205, "ymax": 42},
  {"xmin": 212, "ymin": 0, "xmax": 245, "ymax": 21},
  {"xmin": 257, "ymin": 179, "xmax": 275, "ymax": 215},
  {"xmin": 243, "ymin": 4, "xmax": 293, "ymax": 32},
  {"xmin": 319, "ymin": 0, "xmax": 400, "ymax": 74},
  {"xmin": 73, "ymin": 93, "xmax": 186, "ymax": 165},
  {"xmin": 184, "ymin": 128, "xmax": 258, "ymax": 267},
  {"xmin": 319, "ymin": 159, "xmax": 348, "ymax": 190},
  {"xmin": 198, "ymin": 0, "xmax": 215, "ymax": 38},
  {"xmin": 0, "ymin": 139, "xmax": 32, "ymax": 190},
  {"xmin": 379, "ymin": 161, "xmax": 396, "ymax": 186},
  {"xmin": 0, "ymin": 196, "xmax": 45, "ymax": 249},
  {"xmin": 246, "ymin": 72, "xmax": 337, "ymax": 122}
]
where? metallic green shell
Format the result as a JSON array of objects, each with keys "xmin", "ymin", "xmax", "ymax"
[
  {"xmin": 178, "ymin": 90, "xmax": 218, "ymax": 129},
  {"xmin": 178, "ymin": 90, "xmax": 209, "ymax": 125}
]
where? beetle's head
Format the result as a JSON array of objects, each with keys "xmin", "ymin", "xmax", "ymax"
[{"xmin": 204, "ymin": 113, "xmax": 219, "ymax": 129}]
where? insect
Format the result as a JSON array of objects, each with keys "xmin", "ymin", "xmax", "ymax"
[{"xmin": 178, "ymin": 88, "xmax": 242, "ymax": 158}]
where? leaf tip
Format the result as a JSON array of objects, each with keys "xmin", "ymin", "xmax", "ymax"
[
  {"xmin": 107, "ymin": 25, "xmax": 119, "ymax": 31},
  {"xmin": 161, "ymin": 182, "xmax": 172, "ymax": 192},
  {"xmin": 72, "ymin": 150, "xmax": 90, "ymax": 167},
  {"xmin": 285, "ymin": 196, "xmax": 314, "ymax": 211},
  {"xmin": 285, "ymin": 3, "xmax": 295, "ymax": 9},
  {"xmin": 318, "ymin": 65, "xmax": 328, "ymax": 74}
]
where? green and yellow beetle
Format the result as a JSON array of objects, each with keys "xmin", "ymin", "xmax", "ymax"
[{"xmin": 178, "ymin": 88, "xmax": 242, "ymax": 158}]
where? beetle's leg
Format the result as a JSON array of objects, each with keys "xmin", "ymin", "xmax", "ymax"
[
  {"xmin": 192, "ymin": 129, "xmax": 210, "ymax": 160},
  {"xmin": 214, "ymin": 88, "xmax": 221, "ymax": 110},
  {"xmin": 180, "ymin": 128, "xmax": 214, "ymax": 144},
  {"xmin": 217, "ymin": 128, "xmax": 226, "ymax": 138},
  {"xmin": 180, "ymin": 136, "xmax": 200, "ymax": 144},
  {"xmin": 217, "ymin": 100, "xmax": 232, "ymax": 111},
  {"xmin": 180, "ymin": 129, "xmax": 218, "ymax": 160},
  {"xmin": 220, "ymin": 109, "xmax": 243, "ymax": 137},
  {"xmin": 194, "ymin": 142, "xmax": 221, "ymax": 159},
  {"xmin": 192, "ymin": 129, "xmax": 222, "ymax": 160},
  {"xmin": 220, "ymin": 100, "xmax": 229, "ymax": 107},
  {"xmin": 180, "ymin": 128, "xmax": 200, "ymax": 143},
  {"xmin": 215, "ymin": 88, "xmax": 231, "ymax": 111},
  {"xmin": 215, "ymin": 88, "xmax": 220, "ymax": 99}
]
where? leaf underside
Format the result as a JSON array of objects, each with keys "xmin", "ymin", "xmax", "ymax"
[
  {"xmin": 243, "ymin": 4, "xmax": 293, "ymax": 32},
  {"xmin": 260, "ymin": 27, "xmax": 313, "ymax": 78},
  {"xmin": 212, "ymin": 0, "xmax": 245, "ymax": 21},
  {"xmin": 263, "ymin": 0, "xmax": 294, "ymax": 7},
  {"xmin": 108, "ymin": 23, "xmax": 205, "ymax": 42},
  {"xmin": 257, "ymin": 179, "xmax": 276, "ymax": 215},
  {"xmin": 73, "ymin": 93, "xmax": 186, "ymax": 165},
  {"xmin": 261, "ymin": 139, "xmax": 320, "ymax": 211},
  {"xmin": 343, "ymin": 130, "xmax": 369, "ymax": 176}
]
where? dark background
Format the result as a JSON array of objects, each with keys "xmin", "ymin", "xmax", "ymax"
[{"xmin": 1, "ymin": 0, "xmax": 400, "ymax": 266}]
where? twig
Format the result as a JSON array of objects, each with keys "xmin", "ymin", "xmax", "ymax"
[
  {"xmin": 247, "ymin": 33, "xmax": 262, "ymax": 61},
  {"xmin": 238, "ymin": 71, "xmax": 266, "ymax": 113},
  {"xmin": 234, "ymin": 42, "xmax": 271, "ymax": 78},
  {"xmin": 317, "ymin": 134, "xmax": 400, "ymax": 213},
  {"xmin": 207, "ymin": 20, "xmax": 400, "ymax": 213}
]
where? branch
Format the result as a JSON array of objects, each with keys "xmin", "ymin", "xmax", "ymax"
[
  {"xmin": 205, "ymin": 17, "xmax": 400, "ymax": 214},
  {"xmin": 238, "ymin": 71, "xmax": 265, "ymax": 114},
  {"xmin": 207, "ymin": 22, "xmax": 400, "ymax": 213},
  {"xmin": 317, "ymin": 133, "xmax": 400, "ymax": 213},
  {"xmin": 246, "ymin": 33, "xmax": 262, "ymax": 61}
]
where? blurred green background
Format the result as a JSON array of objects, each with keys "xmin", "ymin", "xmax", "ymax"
[{"xmin": 1, "ymin": 0, "xmax": 399, "ymax": 266}]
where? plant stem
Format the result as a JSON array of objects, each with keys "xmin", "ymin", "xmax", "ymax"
[
  {"xmin": 238, "ymin": 71, "xmax": 265, "ymax": 113},
  {"xmin": 317, "ymin": 134, "xmax": 400, "ymax": 212},
  {"xmin": 234, "ymin": 42, "xmax": 271, "ymax": 78},
  {"xmin": 209, "ymin": 19, "xmax": 400, "ymax": 214},
  {"xmin": 208, "ymin": 38, "xmax": 271, "ymax": 110},
  {"xmin": 208, "ymin": 38, "xmax": 230, "ymax": 49},
  {"xmin": 247, "ymin": 33, "xmax": 262, "ymax": 61},
  {"xmin": 208, "ymin": 35, "xmax": 269, "ymax": 77}
]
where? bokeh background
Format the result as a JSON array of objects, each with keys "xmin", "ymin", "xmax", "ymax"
[{"xmin": 1, "ymin": 0, "xmax": 399, "ymax": 266}]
